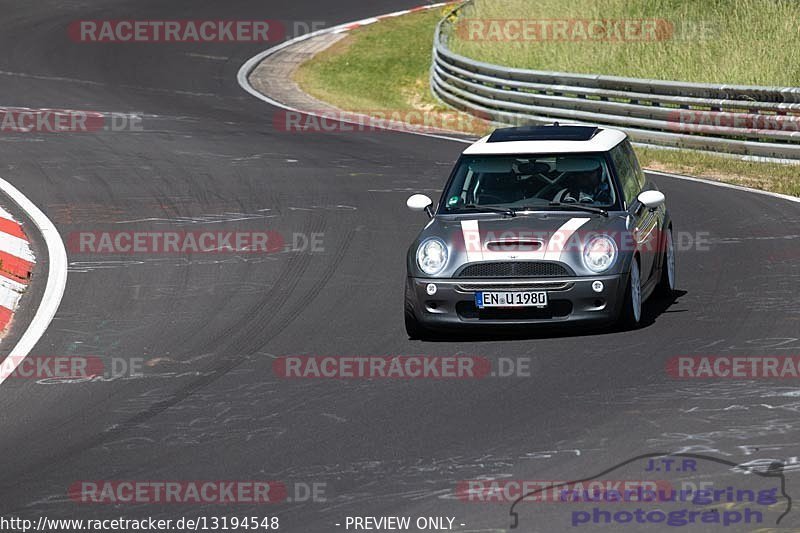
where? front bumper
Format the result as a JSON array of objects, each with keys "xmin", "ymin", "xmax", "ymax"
[{"xmin": 406, "ymin": 274, "xmax": 625, "ymax": 329}]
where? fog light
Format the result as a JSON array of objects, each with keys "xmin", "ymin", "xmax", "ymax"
[
  {"xmin": 426, "ymin": 283, "xmax": 437, "ymax": 295},
  {"xmin": 592, "ymin": 281, "xmax": 604, "ymax": 293}
]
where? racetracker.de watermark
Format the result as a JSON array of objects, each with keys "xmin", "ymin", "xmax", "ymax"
[
  {"xmin": 0, "ymin": 356, "xmax": 144, "ymax": 380},
  {"xmin": 0, "ymin": 108, "xmax": 142, "ymax": 133},
  {"xmin": 67, "ymin": 231, "xmax": 325, "ymax": 254},
  {"xmin": 69, "ymin": 481, "xmax": 285, "ymax": 504},
  {"xmin": 66, "ymin": 20, "xmax": 324, "ymax": 43},
  {"xmin": 70, "ymin": 20, "xmax": 279, "ymax": 42},
  {"xmin": 455, "ymin": 18, "xmax": 717, "ymax": 42},
  {"xmin": 68, "ymin": 481, "xmax": 326, "ymax": 504},
  {"xmin": 273, "ymin": 355, "xmax": 532, "ymax": 379},
  {"xmin": 667, "ymin": 110, "xmax": 800, "ymax": 135},
  {"xmin": 453, "ymin": 228, "xmax": 710, "ymax": 254},
  {"xmin": 667, "ymin": 355, "xmax": 800, "ymax": 379},
  {"xmin": 273, "ymin": 110, "xmax": 489, "ymax": 134},
  {"xmin": 457, "ymin": 480, "xmax": 673, "ymax": 503}
]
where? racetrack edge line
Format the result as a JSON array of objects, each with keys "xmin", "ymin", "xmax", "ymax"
[{"xmin": 235, "ymin": 3, "xmax": 470, "ymax": 145}]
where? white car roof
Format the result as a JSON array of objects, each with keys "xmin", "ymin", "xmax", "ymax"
[{"xmin": 463, "ymin": 126, "xmax": 627, "ymax": 156}]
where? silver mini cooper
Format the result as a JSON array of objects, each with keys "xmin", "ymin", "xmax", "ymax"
[{"xmin": 404, "ymin": 124, "xmax": 676, "ymax": 338}]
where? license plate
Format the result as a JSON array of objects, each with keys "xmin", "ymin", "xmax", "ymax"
[{"xmin": 476, "ymin": 291, "xmax": 548, "ymax": 309}]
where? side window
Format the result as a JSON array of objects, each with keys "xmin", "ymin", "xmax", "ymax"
[
  {"xmin": 610, "ymin": 142, "xmax": 641, "ymax": 207},
  {"xmin": 621, "ymin": 140, "xmax": 646, "ymax": 189}
]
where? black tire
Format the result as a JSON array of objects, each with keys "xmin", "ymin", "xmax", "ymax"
[
  {"xmin": 617, "ymin": 258, "xmax": 643, "ymax": 330},
  {"xmin": 655, "ymin": 226, "xmax": 676, "ymax": 297},
  {"xmin": 404, "ymin": 306, "xmax": 426, "ymax": 340},
  {"xmin": 404, "ymin": 284, "xmax": 428, "ymax": 340}
]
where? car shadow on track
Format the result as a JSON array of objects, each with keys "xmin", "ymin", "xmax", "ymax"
[
  {"xmin": 640, "ymin": 289, "xmax": 688, "ymax": 327},
  {"xmin": 415, "ymin": 289, "xmax": 688, "ymax": 342}
]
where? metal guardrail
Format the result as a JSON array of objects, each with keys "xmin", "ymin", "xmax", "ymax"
[{"xmin": 431, "ymin": 1, "xmax": 800, "ymax": 160}]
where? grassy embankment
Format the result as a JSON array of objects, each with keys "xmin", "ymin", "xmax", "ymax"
[{"xmin": 295, "ymin": 2, "xmax": 799, "ymax": 196}]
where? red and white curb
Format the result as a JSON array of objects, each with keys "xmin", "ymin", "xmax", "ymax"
[
  {"xmin": 0, "ymin": 177, "xmax": 68, "ymax": 387},
  {"xmin": 0, "ymin": 205, "xmax": 34, "ymax": 334}
]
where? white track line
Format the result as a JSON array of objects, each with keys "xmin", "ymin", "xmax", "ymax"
[
  {"xmin": 236, "ymin": 6, "xmax": 800, "ymax": 207},
  {"xmin": 236, "ymin": 3, "xmax": 470, "ymax": 145},
  {"xmin": 645, "ymin": 170, "xmax": 800, "ymax": 204},
  {"xmin": 0, "ymin": 176, "xmax": 68, "ymax": 386}
]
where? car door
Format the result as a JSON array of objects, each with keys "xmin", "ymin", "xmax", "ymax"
[{"xmin": 611, "ymin": 141, "xmax": 658, "ymax": 282}]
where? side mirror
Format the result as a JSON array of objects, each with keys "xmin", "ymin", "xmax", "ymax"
[
  {"xmin": 407, "ymin": 194, "xmax": 433, "ymax": 218},
  {"xmin": 637, "ymin": 190, "xmax": 666, "ymax": 210}
]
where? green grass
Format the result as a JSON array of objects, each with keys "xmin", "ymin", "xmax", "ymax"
[
  {"xmin": 636, "ymin": 147, "xmax": 800, "ymax": 197},
  {"xmin": 449, "ymin": 0, "xmax": 800, "ymax": 86},
  {"xmin": 295, "ymin": 9, "xmax": 447, "ymax": 112},
  {"xmin": 294, "ymin": 2, "xmax": 799, "ymax": 197}
]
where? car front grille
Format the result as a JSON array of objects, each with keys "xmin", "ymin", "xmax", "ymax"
[
  {"xmin": 456, "ymin": 281, "xmax": 574, "ymax": 292},
  {"xmin": 457, "ymin": 262, "xmax": 571, "ymax": 278}
]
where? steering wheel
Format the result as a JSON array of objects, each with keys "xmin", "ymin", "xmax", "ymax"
[{"xmin": 552, "ymin": 188, "xmax": 578, "ymax": 204}]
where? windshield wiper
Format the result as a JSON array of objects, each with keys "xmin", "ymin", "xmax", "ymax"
[
  {"xmin": 461, "ymin": 204, "xmax": 516, "ymax": 217},
  {"xmin": 548, "ymin": 202, "xmax": 609, "ymax": 217}
]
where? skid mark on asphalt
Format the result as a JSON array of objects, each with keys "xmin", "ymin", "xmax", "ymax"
[
  {"xmin": 67, "ymin": 251, "xmax": 316, "ymax": 272},
  {"xmin": 523, "ymin": 450, "xmax": 582, "ymax": 459},
  {"xmin": 4, "ymin": 209, "xmax": 355, "ymax": 485},
  {"xmin": 127, "ymin": 281, "xmax": 271, "ymax": 301},
  {"xmin": 48, "ymin": 198, "xmax": 279, "ymax": 224},
  {"xmin": 288, "ymin": 205, "xmax": 357, "ymax": 211},
  {"xmin": 113, "ymin": 211, "xmax": 277, "ymax": 224},
  {"xmin": 97, "ymin": 379, "xmax": 287, "ymax": 447}
]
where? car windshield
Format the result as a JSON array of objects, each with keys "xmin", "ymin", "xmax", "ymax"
[{"xmin": 442, "ymin": 154, "xmax": 616, "ymax": 212}]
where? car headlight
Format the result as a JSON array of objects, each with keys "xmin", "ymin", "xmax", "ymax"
[
  {"xmin": 416, "ymin": 238, "xmax": 448, "ymax": 276},
  {"xmin": 582, "ymin": 235, "xmax": 618, "ymax": 273}
]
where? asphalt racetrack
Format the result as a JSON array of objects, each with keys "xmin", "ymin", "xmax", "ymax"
[{"xmin": 0, "ymin": 0, "xmax": 798, "ymax": 531}]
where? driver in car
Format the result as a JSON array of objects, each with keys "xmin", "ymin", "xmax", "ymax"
[{"xmin": 561, "ymin": 164, "xmax": 612, "ymax": 204}]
